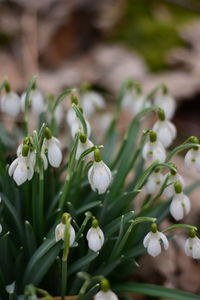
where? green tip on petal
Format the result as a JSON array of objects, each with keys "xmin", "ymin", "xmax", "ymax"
[
  {"xmin": 149, "ymin": 130, "xmax": 157, "ymax": 143},
  {"xmin": 94, "ymin": 149, "xmax": 102, "ymax": 162},
  {"xmin": 5, "ymin": 81, "xmax": 11, "ymax": 93},
  {"xmin": 92, "ymin": 218, "xmax": 99, "ymax": 228},
  {"xmin": 44, "ymin": 127, "xmax": 52, "ymax": 140},
  {"xmin": 151, "ymin": 222, "xmax": 157, "ymax": 233},
  {"xmin": 62, "ymin": 213, "xmax": 70, "ymax": 225},
  {"xmin": 100, "ymin": 278, "xmax": 110, "ymax": 292},
  {"xmin": 169, "ymin": 163, "xmax": 177, "ymax": 175},
  {"xmin": 189, "ymin": 229, "xmax": 197, "ymax": 238},
  {"xmin": 174, "ymin": 181, "xmax": 182, "ymax": 193}
]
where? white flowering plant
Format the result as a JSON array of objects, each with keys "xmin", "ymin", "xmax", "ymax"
[{"xmin": 0, "ymin": 77, "xmax": 200, "ymax": 300}]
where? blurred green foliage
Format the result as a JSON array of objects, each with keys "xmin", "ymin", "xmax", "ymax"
[{"xmin": 110, "ymin": 0, "xmax": 199, "ymax": 72}]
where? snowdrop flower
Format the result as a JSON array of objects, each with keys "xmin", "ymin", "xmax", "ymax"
[
  {"xmin": 184, "ymin": 137, "xmax": 200, "ymax": 172},
  {"xmin": 86, "ymin": 218, "xmax": 104, "ymax": 252},
  {"xmin": 21, "ymin": 89, "xmax": 45, "ymax": 115},
  {"xmin": 70, "ymin": 118, "xmax": 91, "ymax": 138},
  {"xmin": 164, "ymin": 167, "xmax": 184, "ymax": 198},
  {"xmin": 142, "ymin": 131, "xmax": 166, "ymax": 163},
  {"xmin": 75, "ymin": 133, "xmax": 94, "ymax": 161},
  {"xmin": 94, "ymin": 278, "xmax": 119, "ymax": 300},
  {"xmin": 55, "ymin": 213, "xmax": 75, "ymax": 246},
  {"xmin": 154, "ymin": 94, "xmax": 176, "ymax": 120},
  {"xmin": 66, "ymin": 107, "xmax": 77, "ymax": 126},
  {"xmin": 122, "ymin": 90, "xmax": 151, "ymax": 115},
  {"xmin": 54, "ymin": 104, "xmax": 64, "ymax": 126},
  {"xmin": 88, "ymin": 149, "xmax": 112, "ymax": 194},
  {"xmin": 8, "ymin": 144, "xmax": 35, "ymax": 185},
  {"xmin": 41, "ymin": 127, "xmax": 62, "ymax": 168},
  {"xmin": 185, "ymin": 229, "xmax": 200, "ymax": 259},
  {"xmin": 152, "ymin": 109, "xmax": 176, "ymax": 148},
  {"xmin": 1, "ymin": 91, "xmax": 21, "ymax": 117},
  {"xmin": 143, "ymin": 223, "xmax": 169, "ymax": 257},
  {"xmin": 145, "ymin": 169, "xmax": 164, "ymax": 194},
  {"xmin": 81, "ymin": 91, "xmax": 106, "ymax": 118},
  {"xmin": 169, "ymin": 181, "xmax": 191, "ymax": 221}
]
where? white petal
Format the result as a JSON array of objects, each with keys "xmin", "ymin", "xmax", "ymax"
[
  {"xmin": 156, "ymin": 125, "xmax": 173, "ymax": 148},
  {"xmin": 182, "ymin": 194, "xmax": 191, "ymax": 215},
  {"xmin": 8, "ymin": 158, "xmax": 19, "ymax": 176},
  {"xmin": 31, "ymin": 90, "xmax": 45, "ymax": 114},
  {"xmin": 152, "ymin": 142, "xmax": 166, "ymax": 162},
  {"xmin": 17, "ymin": 144, "xmax": 23, "ymax": 156},
  {"xmin": 192, "ymin": 237, "xmax": 200, "ymax": 259},
  {"xmin": 94, "ymin": 290, "xmax": 119, "ymax": 300},
  {"xmin": 1, "ymin": 92, "xmax": 21, "ymax": 117},
  {"xmin": 88, "ymin": 161, "xmax": 112, "ymax": 194},
  {"xmin": 55, "ymin": 223, "xmax": 65, "ymax": 242},
  {"xmin": 184, "ymin": 149, "xmax": 194, "ymax": 169},
  {"xmin": 142, "ymin": 142, "xmax": 151, "ymax": 160},
  {"xmin": 0, "ymin": 224, "xmax": 2, "ymax": 234},
  {"xmin": 13, "ymin": 160, "xmax": 28, "ymax": 185},
  {"xmin": 69, "ymin": 225, "xmax": 76, "ymax": 246},
  {"xmin": 155, "ymin": 95, "xmax": 176, "ymax": 120},
  {"xmin": 47, "ymin": 138, "xmax": 62, "ymax": 168},
  {"xmin": 169, "ymin": 197, "xmax": 184, "ymax": 221},
  {"xmin": 159, "ymin": 232, "xmax": 169, "ymax": 250},
  {"xmin": 41, "ymin": 153, "xmax": 48, "ymax": 170},
  {"xmin": 66, "ymin": 108, "xmax": 77, "ymax": 125},
  {"xmin": 145, "ymin": 178, "xmax": 157, "ymax": 194},
  {"xmin": 87, "ymin": 227, "xmax": 104, "ymax": 252},
  {"xmin": 195, "ymin": 155, "xmax": 200, "ymax": 172},
  {"xmin": 184, "ymin": 238, "xmax": 192, "ymax": 257},
  {"xmin": 143, "ymin": 232, "xmax": 151, "ymax": 248},
  {"xmin": 147, "ymin": 236, "xmax": 161, "ymax": 257}
]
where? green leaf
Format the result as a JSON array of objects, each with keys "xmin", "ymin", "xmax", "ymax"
[
  {"xmin": 24, "ymin": 221, "xmax": 37, "ymax": 256},
  {"xmin": 68, "ymin": 251, "xmax": 99, "ymax": 276},
  {"xmin": 72, "ymin": 103, "xmax": 88, "ymax": 136},
  {"xmin": 114, "ymin": 283, "xmax": 200, "ymax": 300},
  {"xmin": 53, "ymin": 88, "xmax": 76, "ymax": 112}
]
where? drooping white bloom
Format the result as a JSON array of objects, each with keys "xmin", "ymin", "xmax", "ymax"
[
  {"xmin": 42, "ymin": 130, "xmax": 62, "ymax": 168},
  {"xmin": 142, "ymin": 140, "xmax": 166, "ymax": 163},
  {"xmin": 66, "ymin": 108, "xmax": 77, "ymax": 126},
  {"xmin": 86, "ymin": 225, "xmax": 104, "ymax": 252},
  {"xmin": 55, "ymin": 222, "xmax": 75, "ymax": 246},
  {"xmin": 1, "ymin": 92, "xmax": 21, "ymax": 117},
  {"xmin": 169, "ymin": 192, "xmax": 191, "ymax": 221},
  {"xmin": 76, "ymin": 137, "xmax": 94, "ymax": 161},
  {"xmin": 145, "ymin": 171, "xmax": 164, "ymax": 194},
  {"xmin": 143, "ymin": 230, "xmax": 169, "ymax": 257},
  {"xmin": 88, "ymin": 159, "xmax": 112, "ymax": 194},
  {"xmin": 81, "ymin": 91, "xmax": 106, "ymax": 118},
  {"xmin": 164, "ymin": 172, "xmax": 184, "ymax": 198},
  {"xmin": 152, "ymin": 120, "xmax": 176, "ymax": 148},
  {"xmin": 8, "ymin": 150, "xmax": 35, "ymax": 186},
  {"xmin": 185, "ymin": 236, "xmax": 200, "ymax": 259},
  {"xmin": 54, "ymin": 104, "xmax": 64, "ymax": 126},
  {"xmin": 21, "ymin": 89, "xmax": 45, "ymax": 115},
  {"xmin": 154, "ymin": 94, "xmax": 176, "ymax": 120},
  {"xmin": 94, "ymin": 290, "xmax": 119, "ymax": 300},
  {"xmin": 184, "ymin": 148, "xmax": 200, "ymax": 172},
  {"xmin": 70, "ymin": 119, "xmax": 91, "ymax": 139},
  {"xmin": 122, "ymin": 91, "xmax": 151, "ymax": 115}
]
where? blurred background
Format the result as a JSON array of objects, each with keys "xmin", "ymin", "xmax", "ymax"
[{"xmin": 1, "ymin": 0, "xmax": 200, "ymax": 297}]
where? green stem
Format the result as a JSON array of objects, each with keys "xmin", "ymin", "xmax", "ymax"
[
  {"xmin": 32, "ymin": 174, "xmax": 38, "ymax": 232},
  {"xmin": 162, "ymin": 224, "xmax": 197, "ymax": 233},
  {"xmin": 38, "ymin": 169, "xmax": 44, "ymax": 242},
  {"xmin": 61, "ymin": 260, "xmax": 68, "ymax": 300},
  {"xmin": 165, "ymin": 143, "xmax": 200, "ymax": 162}
]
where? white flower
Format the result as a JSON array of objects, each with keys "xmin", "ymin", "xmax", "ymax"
[
  {"xmin": 185, "ymin": 236, "xmax": 200, "ymax": 259},
  {"xmin": 76, "ymin": 137, "xmax": 94, "ymax": 161},
  {"xmin": 21, "ymin": 89, "xmax": 45, "ymax": 115},
  {"xmin": 42, "ymin": 130, "xmax": 62, "ymax": 168},
  {"xmin": 145, "ymin": 171, "xmax": 164, "ymax": 194},
  {"xmin": 169, "ymin": 192, "xmax": 191, "ymax": 221},
  {"xmin": 55, "ymin": 222, "xmax": 75, "ymax": 246},
  {"xmin": 86, "ymin": 225, "xmax": 104, "ymax": 252},
  {"xmin": 66, "ymin": 108, "xmax": 77, "ymax": 126},
  {"xmin": 152, "ymin": 120, "xmax": 176, "ymax": 148},
  {"xmin": 184, "ymin": 148, "xmax": 200, "ymax": 172},
  {"xmin": 142, "ymin": 140, "xmax": 166, "ymax": 163},
  {"xmin": 8, "ymin": 152, "xmax": 35, "ymax": 186},
  {"xmin": 143, "ymin": 230, "xmax": 169, "ymax": 257},
  {"xmin": 94, "ymin": 290, "xmax": 118, "ymax": 300},
  {"xmin": 122, "ymin": 91, "xmax": 151, "ymax": 114},
  {"xmin": 54, "ymin": 104, "xmax": 64, "ymax": 126},
  {"xmin": 81, "ymin": 91, "xmax": 106, "ymax": 118},
  {"xmin": 70, "ymin": 119, "xmax": 91, "ymax": 138},
  {"xmin": 154, "ymin": 94, "xmax": 176, "ymax": 120},
  {"xmin": 88, "ymin": 159, "xmax": 112, "ymax": 194},
  {"xmin": 1, "ymin": 92, "xmax": 21, "ymax": 117},
  {"xmin": 0, "ymin": 224, "xmax": 2, "ymax": 234},
  {"xmin": 164, "ymin": 173, "xmax": 184, "ymax": 198}
]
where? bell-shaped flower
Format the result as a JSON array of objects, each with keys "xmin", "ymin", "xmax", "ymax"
[
  {"xmin": 169, "ymin": 181, "xmax": 191, "ymax": 221},
  {"xmin": 55, "ymin": 221, "xmax": 75, "ymax": 246},
  {"xmin": 122, "ymin": 90, "xmax": 151, "ymax": 115},
  {"xmin": 94, "ymin": 278, "xmax": 119, "ymax": 300},
  {"xmin": 86, "ymin": 219, "xmax": 104, "ymax": 252},
  {"xmin": 185, "ymin": 230, "xmax": 200, "ymax": 259},
  {"xmin": 21, "ymin": 89, "xmax": 45, "ymax": 115},
  {"xmin": 142, "ymin": 131, "xmax": 166, "ymax": 163},
  {"xmin": 41, "ymin": 127, "xmax": 62, "ymax": 168},
  {"xmin": 81, "ymin": 91, "xmax": 106, "ymax": 118},
  {"xmin": 145, "ymin": 170, "xmax": 164, "ymax": 194},
  {"xmin": 1, "ymin": 91, "xmax": 21, "ymax": 117},
  {"xmin": 164, "ymin": 170, "xmax": 184, "ymax": 198},
  {"xmin": 75, "ymin": 134, "xmax": 94, "ymax": 161},
  {"xmin": 185, "ymin": 147, "xmax": 200, "ymax": 173},
  {"xmin": 143, "ymin": 223, "xmax": 169, "ymax": 257},
  {"xmin": 70, "ymin": 118, "xmax": 91, "ymax": 139},
  {"xmin": 54, "ymin": 104, "xmax": 64, "ymax": 126},
  {"xmin": 66, "ymin": 107, "xmax": 77, "ymax": 126},
  {"xmin": 88, "ymin": 149, "xmax": 112, "ymax": 194},
  {"xmin": 154, "ymin": 94, "xmax": 176, "ymax": 120},
  {"xmin": 152, "ymin": 109, "xmax": 176, "ymax": 148},
  {"xmin": 8, "ymin": 145, "xmax": 35, "ymax": 185}
]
